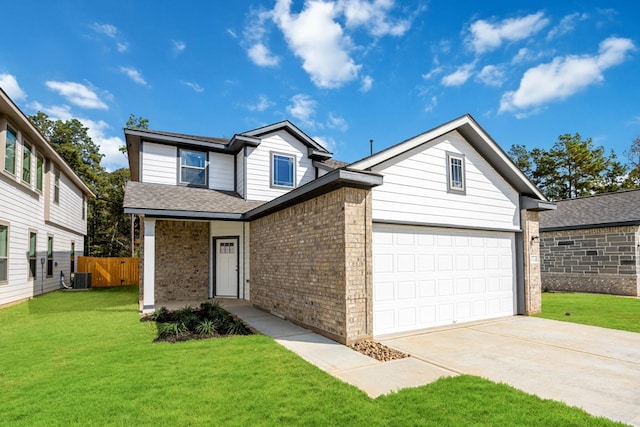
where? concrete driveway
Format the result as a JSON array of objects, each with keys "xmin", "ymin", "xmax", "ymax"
[{"xmin": 380, "ymin": 316, "xmax": 640, "ymax": 426}]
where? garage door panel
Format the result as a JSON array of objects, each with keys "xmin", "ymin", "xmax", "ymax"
[{"xmin": 373, "ymin": 225, "xmax": 516, "ymax": 336}]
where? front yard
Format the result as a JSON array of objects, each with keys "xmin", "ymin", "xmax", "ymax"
[
  {"xmin": 0, "ymin": 287, "xmax": 622, "ymax": 426},
  {"xmin": 536, "ymin": 292, "xmax": 640, "ymax": 333}
]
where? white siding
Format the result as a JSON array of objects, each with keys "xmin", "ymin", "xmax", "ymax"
[
  {"xmin": 141, "ymin": 142, "xmax": 177, "ymax": 184},
  {"xmin": 209, "ymin": 152, "xmax": 234, "ymax": 191},
  {"xmin": 48, "ymin": 166, "xmax": 86, "ymax": 235},
  {"xmin": 245, "ymin": 130, "xmax": 315, "ymax": 201},
  {"xmin": 236, "ymin": 151, "xmax": 244, "ymax": 197},
  {"xmin": 371, "ymin": 131, "xmax": 520, "ymax": 231}
]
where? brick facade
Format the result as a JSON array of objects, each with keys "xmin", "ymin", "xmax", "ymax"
[
  {"xmin": 522, "ymin": 210, "xmax": 542, "ymax": 314},
  {"xmin": 154, "ymin": 220, "xmax": 209, "ymax": 302},
  {"xmin": 250, "ymin": 186, "xmax": 372, "ymax": 345},
  {"xmin": 540, "ymin": 225, "xmax": 640, "ymax": 296}
]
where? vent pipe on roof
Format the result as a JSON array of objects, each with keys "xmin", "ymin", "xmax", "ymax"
[{"xmin": 370, "ymin": 139, "xmax": 374, "ymax": 156}]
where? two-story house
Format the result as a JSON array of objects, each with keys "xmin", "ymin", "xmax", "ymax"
[
  {"xmin": 0, "ymin": 88, "xmax": 94, "ymax": 307},
  {"xmin": 123, "ymin": 116, "xmax": 553, "ymax": 344}
]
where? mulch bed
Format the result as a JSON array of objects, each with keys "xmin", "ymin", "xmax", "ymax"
[{"xmin": 349, "ymin": 340, "xmax": 409, "ymax": 361}]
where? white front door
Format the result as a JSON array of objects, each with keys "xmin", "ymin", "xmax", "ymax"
[{"xmin": 214, "ymin": 237, "xmax": 239, "ymax": 297}]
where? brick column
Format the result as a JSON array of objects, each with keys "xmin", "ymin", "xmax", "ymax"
[{"xmin": 521, "ymin": 210, "xmax": 541, "ymax": 314}]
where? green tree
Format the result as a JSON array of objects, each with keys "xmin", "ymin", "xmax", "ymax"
[
  {"xmin": 626, "ymin": 137, "xmax": 640, "ymax": 187},
  {"xmin": 120, "ymin": 114, "xmax": 149, "ymax": 155}
]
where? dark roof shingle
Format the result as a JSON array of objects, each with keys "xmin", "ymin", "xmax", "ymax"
[
  {"xmin": 123, "ymin": 181, "xmax": 264, "ymax": 215},
  {"xmin": 539, "ymin": 189, "xmax": 640, "ymax": 230}
]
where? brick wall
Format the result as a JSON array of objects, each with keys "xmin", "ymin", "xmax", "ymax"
[
  {"xmin": 522, "ymin": 210, "xmax": 542, "ymax": 314},
  {"xmin": 540, "ymin": 225, "xmax": 639, "ymax": 296},
  {"xmin": 250, "ymin": 186, "xmax": 372, "ymax": 344},
  {"xmin": 154, "ymin": 220, "xmax": 209, "ymax": 302}
]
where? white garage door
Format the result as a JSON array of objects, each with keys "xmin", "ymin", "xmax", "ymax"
[{"xmin": 373, "ymin": 225, "xmax": 516, "ymax": 336}]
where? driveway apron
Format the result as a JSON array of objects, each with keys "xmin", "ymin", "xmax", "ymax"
[{"xmin": 380, "ymin": 316, "xmax": 640, "ymax": 426}]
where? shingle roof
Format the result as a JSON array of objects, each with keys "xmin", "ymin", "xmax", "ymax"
[
  {"xmin": 128, "ymin": 128, "xmax": 230, "ymax": 145},
  {"xmin": 123, "ymin": 181, "xmax": 264, "ymax": 215},
  {"xmin": 539, "ymin": 189, "xmax": 640, "ymax": 230}
]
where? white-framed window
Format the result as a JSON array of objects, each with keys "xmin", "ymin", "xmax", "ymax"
[
  {"xmin": 4, "ymin": 126, "xmax": 17, "ymax": 175},
  {"xmin": 22, "ymin": 142, "xmax": 32, "ymax": 184},
  {"xmin": 0, "ymin": 223, "xmax": 8, "ymax": 283},
  {"xmin": 36, "ymin": 154, "xmax": 44, "ymax": 192},
  {"xmin": 179, "ymin": 149, "xmax": 207, "ymax": 186},
  {"xmin": 271, "ymin": 153, "xmax": 295, "ymax": 188},
  {"xmin": 54, "ymin": 169, "xmax": 60, "ymax": 204},
  {"xmin": 446, "ymin": 152, "xmax": 466, "ymax": 194},
  {"xmin": 47, "ymin": 235, "xmax": 53, "ymax": 277},
  {"xmin": 28, "ymin": 231, "xmax": 37, "ymax": 279}
]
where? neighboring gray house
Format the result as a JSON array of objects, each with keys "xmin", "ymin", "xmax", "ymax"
[
  {"xmin": 539, "ymin": 190, "xmax": 640, "ymax": 296},
  {"xmin": 124, "ymin": 114, "xmax": 553, "ymax": 344},
  {"xmin": 0, "ymin": 88, "xmax": 94, "ymax": 307}
]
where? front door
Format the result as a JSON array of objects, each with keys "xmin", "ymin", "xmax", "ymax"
[{"xmin": 214, "ymin": 237, "xmax": 239, "ymax": 297}]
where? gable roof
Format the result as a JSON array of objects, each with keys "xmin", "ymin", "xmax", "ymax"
[
  {"xmin": 0, "ymin": 88, "xmax": 94, "ymax": 198},
  {"xmin": 539, "ymin": 189, "xmax": 640, "ymax": 231},
  {"xmin": 241, "ymin": 120, "xmax": 330, "ymax": 155},
  {"xmin": 349, "ymin": 114, "xmax": 547, "ymax": 201}
]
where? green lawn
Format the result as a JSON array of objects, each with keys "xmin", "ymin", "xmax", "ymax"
[
  {"xmin": 537, "ymin": 292, "xmax": 640, "ymax": 333},
  {"xmin": 0, "ymin": 287, "xmax": 623, "ymax": 426}
]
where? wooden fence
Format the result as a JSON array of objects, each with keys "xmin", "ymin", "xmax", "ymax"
[{"xmin": 77, "ymin": 257, "xmax": 139, "ymax": 287}]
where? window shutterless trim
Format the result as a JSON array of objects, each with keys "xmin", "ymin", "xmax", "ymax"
[
  {"xmin": 0, "ymin": 221, "xmax": 9, "ymax": 284},
  {"xmin": 22, "ymin": 142, "xmax": 32, "ymax": 185},
  {"xmin": 4, "ymin": 125, "xmax": 17, "ymax": 175},
  {"xmin": 446, "ymin": 151, "xmax": 466, "ymax": 195},
  {"xmin": 270, "ymin": 151, "xmax": 296, "ymax": 189},
  {"xmin": 28, "ymin": 230, "xmax": 37, "ymax": 280},
  {"xmin": 46, "ymin": 234, "xmax": 54, "ymax": 278},
  {"xmin": 177, "ymin": 148, "xmax": 208, "ymax": 187}
]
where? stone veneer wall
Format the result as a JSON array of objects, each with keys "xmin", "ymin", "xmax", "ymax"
[
  {"xmin": 521, "ymin": 210, "xmax": 542, "ymax": 314},
  {"xmin": 250, "ymin": 187, "xmax": 372, "ymax": 345},
  {"xmin": 540, "ymin": 225, "xmax": 639, "ymax": 296},
  {"xmin": 154, "ymin": 220, "xmax": 209, "ymax": 302}
]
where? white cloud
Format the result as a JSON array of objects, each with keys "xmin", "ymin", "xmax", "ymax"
[
  {"xmin": 500, "ymin": 37, "xmax": 635, "ymax": 113},
  {"xmin": 29, "ymin": 102, "xmax": 73, "ymax": 120},
  {"xmin": 45, "ymin": 81, "xmax": 108, "ymax": 109},
  {"xmin": 91, "ymin": 23, "xmax": 118, "ymax": 38},
  {"xmin": 360, "ymin": 75, "xmax": 373, "ymax": 92},
  {"xmin": 286, "ymin": 94, "xmax": 319, "ymax": 129},
  {"xmin": 327, "ymin": 113, "xmax": 348, "ymax": 131},
  {"xmin": 247, "ymin": 43, "xmax": 280, "ymax": 67},
  {"xmin": 476, "ymin": 65, "xmax": 505, "ymax": 87},
  {"xmin": 119, "ymin": 66, "xmax": 148, "ymax": 86},
  {"xmin": 0, "ymin": 74, "xmax": 27, "ymax": 100},
  {"xmin": 441, "ymin": 63, "xmax": 475, "ymax": 87},
  {"xmin": 422, "ymin": 66, "xmax": 443, "ymax": 80},
  {"xmin": 116, "ymin": 42, "xmax": 128, "ymax": 53},
  {"xmin": 339, "ymin": 0, "xmax": 411, "ymax": 37},
  {"xmin": 467, "ymin": 12, "xmax": 549, "ymax": 54},
  {"xmin": 248, "ymin": 95, "xmax": 274, "ymax": 112},
  {"xmin": 313, "ymin": 135, "xmax": 336, "ymax": 152},
  {"xmin": 547, "ymin": 12, "xmax": 589, "ymax": 40},
  {"xmin": 181, "ymin": 81, "xmax": 204, "ymax": 93},
  {"xmin": 227, "ymin": 29, "xmax": 238, "ymax": 38},
  {"xmin": 273, "ymin": 0, "xmax": 360, "ymax": 88},
  {"xmin": 82, "ymin": 119, "xmax": 126, "ymax": 171},
  {"xmin": 424, "ymin": 95, "xmax": 437, "ymax": 112},
  {"xmin": 172, "ymin": 40, "xmax": 186, "ymax": 55}
]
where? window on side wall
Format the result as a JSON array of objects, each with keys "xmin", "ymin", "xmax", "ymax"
[
  {"xmin": 36, "ymin": 154, "xmax": 44, "ymax": 192},
  {"xmin": 4, "ymin": 126, "xmax": 17, "ymax": 175},
  {"xmin": 447, "ymin": 152, "xmax": 466, "ymax": 194},
  {"xmin": 179, "ymin": 149, "xmax": 207, "ymax": 186},
  {"xmin": 54, "ymin": 169, "xmax": 60, "ymax": 204},
  {"xmin": 23, "ymin": 143, "xmax": 32, "ymax": 184},
  {"xmin": 271, "ymin": 153, "xmax": 295, "ymax": 188},
  {"xmin": 0, "ymin": 224, "xmax": 8, "ymax": 283},
  {"xmin": 29, "ymin": 231, "xmax": 37, "ymax": 279},
  {"xmin": 47, "ymin": 236, "xmax": 53, "ymax": 277}
]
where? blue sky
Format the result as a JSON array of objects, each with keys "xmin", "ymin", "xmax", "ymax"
[{"xmin": 1, "ymin": 1, "xmax": 638, "ymax": 171}]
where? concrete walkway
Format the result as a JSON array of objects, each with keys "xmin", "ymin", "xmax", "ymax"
[
  {"xmin": 220, "ymin": 300, "xmax": 455, "ymax": 397},
  {"xmin": 221, "ymin": 300, "xmax": 640, "ymax": 426}
]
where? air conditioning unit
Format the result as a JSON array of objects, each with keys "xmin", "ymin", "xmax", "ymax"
[{"xmin": 74, "ymin": 272, "xmax": 91, "ymax": 289}]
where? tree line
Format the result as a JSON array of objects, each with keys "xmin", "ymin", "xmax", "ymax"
[{"xmin": 28, "ymin": 111, "xmax": 640, "ymax": 255}]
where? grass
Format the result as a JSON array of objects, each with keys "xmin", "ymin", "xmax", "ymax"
[
  {"xmin": 536, "ymin": 292, "xmax": 640, "ymax": 333},
  {"xmin": 0, "ymin": 287, "xmax": 623, "ymax": 426}
]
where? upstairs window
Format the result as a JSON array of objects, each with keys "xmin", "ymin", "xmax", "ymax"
[
  {"xmin": 22, "ymin": 143, "xmax": 32, "ymax": 184},
  {"xmin": 54, "ymin": 169, "xmax": 60, "ymax": 204},
  {"xmin": 447, "ymin": 152, "xmax": 465, "ymax": 194},
  {"xmin": 29, "ymin": 231, "xmax": 37, "ymax": 279},
  {"xmin": 0, "ymin": 224, "xmax": 7, "ymax": 282},
  {"xmin": 272, "ymin": 153, "xmax": 295, "ymax": 188},
  {"xmin": 180, "ymin": 149, "xmax": 207, "ymax": 186},
  {"xmin": 36, "ymin": 155, "xmax": 44, "ymax": 192},
  {"xmin": 4, "ymin": 126, "xmax": 16, "ymax": 174}
]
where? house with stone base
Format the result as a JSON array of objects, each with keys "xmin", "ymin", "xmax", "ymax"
[
  {"xmin": 539, "ymin": 190, "xmax": 640, "ymax": 296},
  {"xmin": 123, "ymin": 114, "xmax": 554, "ymax": 344}
]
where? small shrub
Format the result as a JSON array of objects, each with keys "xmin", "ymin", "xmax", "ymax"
[
  {"xmin": 226, "ymin": 318, "xmax": 249, "ymax": 335},
  {"xmin": 195, "ymin": 319, "xmax": 217, "ymax": 335},
  {"xmin": 157, "ymin": 321, "xmax": 188, "ymax": 338},
  {"xmin": 152, "ymin": 306, "xmax": 171, "ymax": 323}
]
